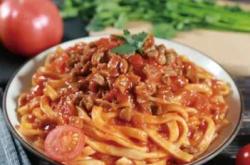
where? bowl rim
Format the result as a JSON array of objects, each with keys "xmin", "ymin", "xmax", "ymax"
[{"xmin": 2, "ymin": 36, "xmax": 244, "ymax": 165}]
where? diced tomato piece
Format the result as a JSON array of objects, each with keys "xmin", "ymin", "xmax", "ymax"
[
  {"xmin": 56, "ymin": 99, "xmax": 77, "ymax": 122},
  {"xmin": 146, "ymin": 58, "xmax": 159, "ymax": 66},
  {"xmin": 128, "ymin": 54, "xmax": 146, "ymax": 79},
  {"xmin": 128, "ymin": 54, "xmax": 144, "ymax": 70},
  {"xmin": 170, "ymin": 76, "xmax": 187, "ymax": 92}
]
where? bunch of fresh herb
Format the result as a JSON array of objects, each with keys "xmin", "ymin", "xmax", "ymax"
[
  {"xmin": 60, "ymin": 0, "xmax": 250, "ymax": 38},
  {"xmin": 111, "ymin": 30, "xmax": 148, "ymax": 54}
]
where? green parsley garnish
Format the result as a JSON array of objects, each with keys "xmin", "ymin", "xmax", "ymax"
[{"xmin": 111, "ymin": 30, "xmax": 148, "ymax": 55}]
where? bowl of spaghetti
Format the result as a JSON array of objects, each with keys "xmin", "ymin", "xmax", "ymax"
[{"xmin": 3, "ymin": 31, "xmax": 242, "ymax": 165}]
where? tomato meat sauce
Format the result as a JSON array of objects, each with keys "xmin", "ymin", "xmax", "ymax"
[{"xmin": 16, "ymin": 33, "xmax": 230, "ymax": 165}]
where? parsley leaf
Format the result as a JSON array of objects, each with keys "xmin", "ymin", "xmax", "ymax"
[
  {"xmin": 111, "ymin": 30, "xmax": 148, "ymax": 55},
  {"xmin": 112, "ymin": 43, "xmax": 137, "ymax": 54}
]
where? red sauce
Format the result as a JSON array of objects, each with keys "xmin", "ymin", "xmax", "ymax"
[
  {"xmin": 169, "ymin": 76, "xmax": 187, "ymax": 92},
  {"xmin": 182, "ymin": 91, "xmax": 210, "ymax": 112}
]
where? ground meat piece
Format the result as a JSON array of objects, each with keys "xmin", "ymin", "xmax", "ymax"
[
  {"xmin": 157, "ymin": 53, "xmax": 167, "ymax": 65},
  {"xmin": 107, "ymin": 55, "xmax": 120, "ymax": 69},
  {"xmin": 91, "ymin": 73, "xmax": 106, "ymax": 86},
  {"xmin": 157, "ymin": 45, "xmax": 167, "ymax": 64},
  {"xmin": 107, "ymin": 55, "xmax": 121, "ymax": 77},
  {"xmin": 137, "ymin": 82, "xmax": 156, "ymax": 96},
  {"xmin": 162, "ymin": 66, "xmax": 177, "ymax": 77},
  {"xmin": 145, "ymin": 49, "xmax": 158, "ymax": 58},
  {"xmin": 114, "ymin": 75, "xmax": 132, "ymax": 93},
  {"xmin": 68, "ymin": 53, "xmax": 80, "ymax": 68},
  {"xmin": 157, "ymin": 44, "xmax": 166, "ymax": 55},
  {"xmin": 79, "ymin": 95, "xmax": 94, "ymax": 112},
  {"xmin": 70, "ymin": 61, "xmax": 91, "ymax": 79},
  {"xmin": 77, "ymin": 78, "xmax": 89, "ymax": 91},
  {"xmin": 91, "ymin": 51, "xmax": 104, "ymax": 66},
  {"xmin": 145, "ymin": 46, "xmax": 167, "ymax": 65},
  {"xmin": 104, "ymin": 76, "xmax": 115, "ymax": 89},
  {"xmin": 119, "ymin": 58, "xmax": 128, "ymax": 74},
  {"xmin": 143, "ymin": 64, "xmax": 161, "ymax": 81},
  {"xmin": 71, "ymin": 91, "xmax": 84, "ymax": 105},
  {"xmin": 143, "ymin": 35, "xmax": 155, "ymax": 50},
  {"xmin": 68, "ymin": 44, "xmax": 93, "ymax": 65},
  {"xmin": 156, "ymin": 86, "xmax": 174, "ymax": 102},
  {"xmin": 167, "ymin": 53, "xmax": 177, "ymax": 64},
  {"xmin": 161, "ymin": 66, "xmax": 178, "ymax": 84},
  {"xmin": 135, "ymin": 82, "xmax": 156, "ymax": 104},
  {"xmin": 161, "ymin": 75, "xmax": 171, "ymax": 86},
  {"xmin": 164, "ymin": 48, "xmax": 178, "ymax": 63}
]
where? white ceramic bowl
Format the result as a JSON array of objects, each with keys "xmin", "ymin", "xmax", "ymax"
[{"xmin": 2, "ymin": 36, "xmax": 243, "ymax": 165}]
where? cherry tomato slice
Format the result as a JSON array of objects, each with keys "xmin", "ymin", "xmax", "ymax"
[
  {"xmin": 236, "ymin": 144, "xmax": 250, "ymax": 165},
  {"xmin": 44, "ymin": 125, "xmax": 85, "ymax": 162}
]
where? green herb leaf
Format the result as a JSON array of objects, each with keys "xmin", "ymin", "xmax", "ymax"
[
  {"xmin": 111, "ymin": 43, "xmax": 137, "ymax": 54},
  {"xmin": 111, "ymin": 30, "xmax": 148, "ymax": 55},
  {"xmin": 132, "ymin": 31, "xmax": 148, "ymax": 47},
  {"xmin": 123, "ymin": 30, "xmax": 134, "ymax": 45}
]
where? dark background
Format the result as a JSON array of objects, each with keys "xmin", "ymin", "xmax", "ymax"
[{"xmin": 0, "ymin": 4, "xmax": 250, "ymax": 165}]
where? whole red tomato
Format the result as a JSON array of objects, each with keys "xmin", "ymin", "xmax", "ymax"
[
  {"xmin": 236, "ymin": 144, "xmax": 250, "ymax": 165},
  {"xmin": 0, "ymin": 0, "xmax": 63, "ymax": 57}
]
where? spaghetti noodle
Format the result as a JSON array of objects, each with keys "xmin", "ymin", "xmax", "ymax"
[{"xmin": 17, "ymin": 34, "xmax": 230, "ymax": 165}]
